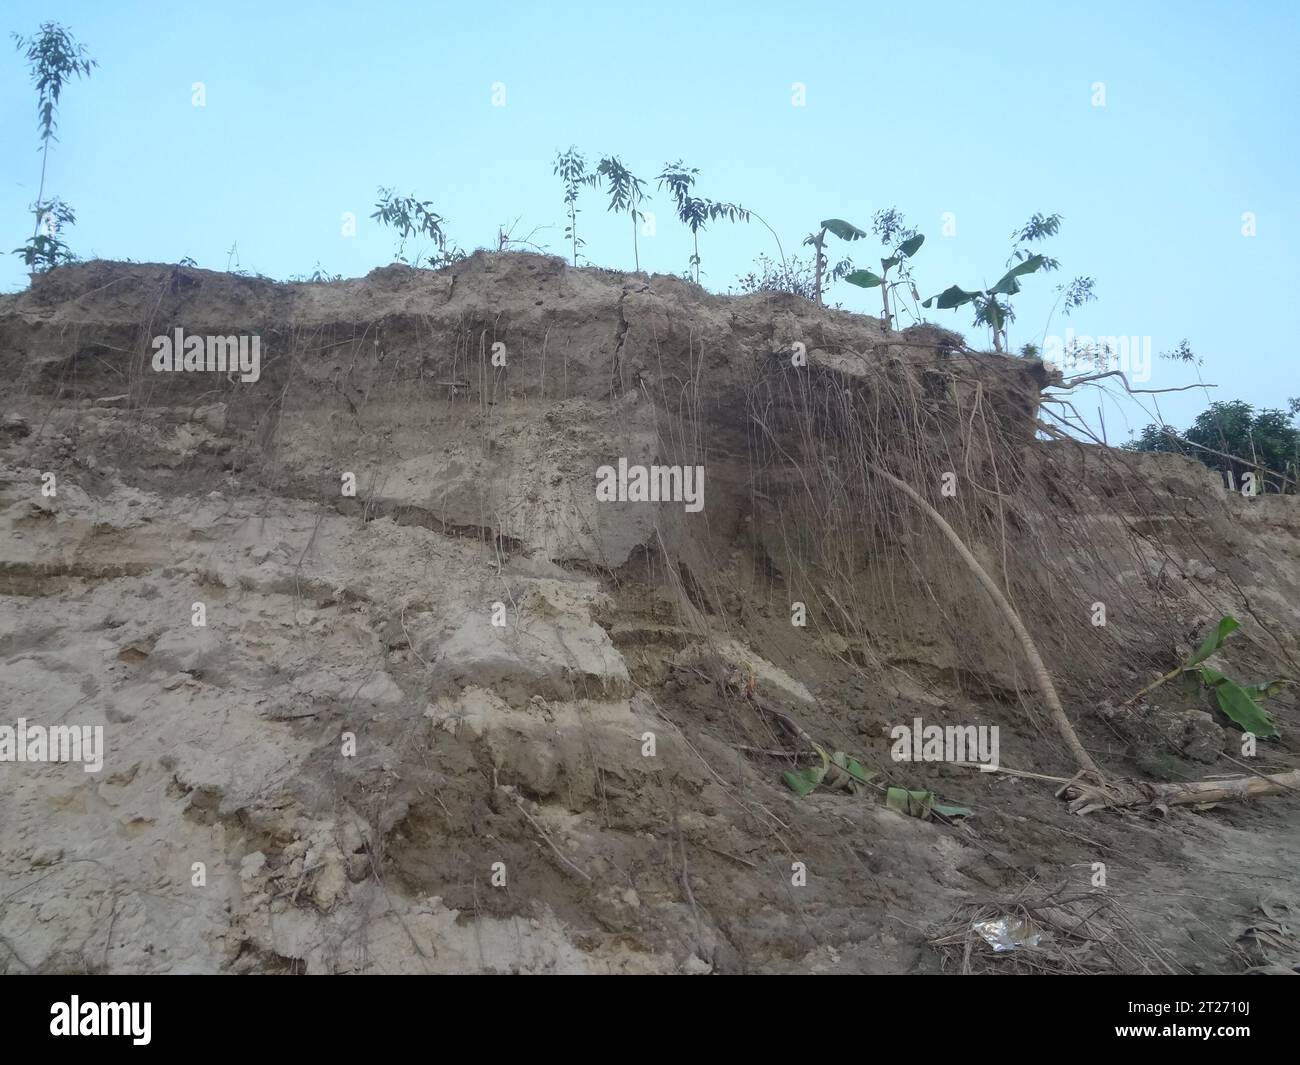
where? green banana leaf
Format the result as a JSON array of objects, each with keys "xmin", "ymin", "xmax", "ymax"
[
  {"xmin": 844, "ymin": 269, "xmax": 883, "ymax": 289},
  {"xmin": 886, "ymin": 787, "xmax": 971, "ymax": 820},
  {"xmin": 898, "ymin": 234, "xmax": 925, "ymax": 258},
  {"xmin": 1186, "ymin": 616, "xmax": 1240, "ymax": 667},
  {"xmin": 987, "ymin": 254, "xmax": 1045, "ymax": 296},
  {"xmin": 782, "ymin": 765, "xmax": 823, "ymax": 796},
  {"xmin": 1201, "ymin": 667, "xmax": 1279, "ymax": 737},
  {"xmin": 821, "ymin": 219, "xmax": 867, "ymax": 241},
  {"xmin": 922, "ymin": 284, "xmax": 982, "ymax": 310},
  {"xmin": 783, "ymin": 747, "xmax": 877, "ymax": 796}
]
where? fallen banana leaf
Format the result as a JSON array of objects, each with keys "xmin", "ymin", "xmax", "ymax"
[
  {"xmin": 782, "ymin": 744, "xmax": 830, "ymax": 796},
  {"xmin": 782, "ymin": 765, "xmax": 824, "ymax": 796},
  {"xmin": 886, "ymin": 787, "xmax": 971, "ymax": 820},
  {"xmin": 827, "ymin": 750, "xmax": 876, "ymax": 794},
  {"xmin": 782, "ymin": 746, "xmax": 877, "ymax": 797}
]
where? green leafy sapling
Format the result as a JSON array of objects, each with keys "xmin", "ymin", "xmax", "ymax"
[
  {"xmin": 1057, "ymin": 276, "xmax": 1096, "ymax": 316},
  {"xmin": 923, "ymin": 212, "xmax": 1069, "ymax": 352},
  {"xmin": 288, "ymin": 262, "xmax": 343, "ymax": 283},
  {"xmin": 656, "ymin": 160, "xmax": 750, "ymax": 284},
  {"xmin": 591, "ymin": 156, "xmax": 649, "ymax": 272},
  {"xmin": 844, "ymin": 207, "xmax": 925, "ymax": 329},
  {"xmin": 553, "ymin": 146, "xmax": 589, "ymax": 267},
  {"xmin": 11, "ymin": 22, "xmax": 96, "ymax": 273},
  {"xmin": 14, "ymin": 197, "xmax": 77, "ymax": 272},
  {"xmin": 371, "ymin": 187, "xmax": 464, "ymax": 268}
]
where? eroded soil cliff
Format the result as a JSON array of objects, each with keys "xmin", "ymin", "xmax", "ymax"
[{"xmin": 1, "ymin": 254, "xmax": 1296, "ymax": 973}]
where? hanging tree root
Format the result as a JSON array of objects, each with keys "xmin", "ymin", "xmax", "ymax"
[
  {"xmin": 867, "ymin": 461, "xmax": 1300, "ymax": 815},
  {"xmin": 866, "ymin": 462, "xmax": 1105, "ymax": 781}
]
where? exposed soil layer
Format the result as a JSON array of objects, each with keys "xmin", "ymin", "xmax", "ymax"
[{"xmin": 1, "ymin": 254, "xmax": 1296, "ymax": 974}]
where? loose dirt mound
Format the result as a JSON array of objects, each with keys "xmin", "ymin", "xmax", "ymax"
[{"xmin": 1, "ymin": 253, "xmax": 1296, "ymax": 973}]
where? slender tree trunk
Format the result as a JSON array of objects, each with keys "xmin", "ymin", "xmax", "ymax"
[
  {"xmin": 631, "ymin": 210, "xmax": 639, "ymax": 273},
  {"xmin": 813, "ymin": 230, "xmax": 825, "ymax": 306},
  {"xmin": 749, "ymin": 211, "xmax": 787, "ymax": 273},
  {"xmin": 32, "ymin": 139, "xmax": 50, "ymax": 241},
  {"xmin": 693, "ymin": 233, "xmax": 700, "ymax": 284},
  {"xmin": 23, "ymin": 139, "xmax": 54, "ymax": 280},
  {"xmin": 881, "ymin": 279, "xmax": 892, "ymax": 329}
]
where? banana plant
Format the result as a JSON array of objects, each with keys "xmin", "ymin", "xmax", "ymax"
[
  {"xmin": 1127, "ymin": 615, "xmax": 1287, "ymax": 737},
  {"xmin": 844, "ymin": 232, "xmax": 925, "ymax": 329},
  {"xmin": 1183, "ymin": 617, "xmax": 1287, "ymax": 738},
  {"xmin": 803, "ymin": 219, "xmax": 866, "ymax": 306},
  {"xmin": 922, "ymin": 255, "xmax": 1047, "ymax": 353}
]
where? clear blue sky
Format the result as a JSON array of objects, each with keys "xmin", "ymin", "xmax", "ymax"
[{"xmin": 2, "ymin": 0, "xmax": 1296, "ymax": 437}]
